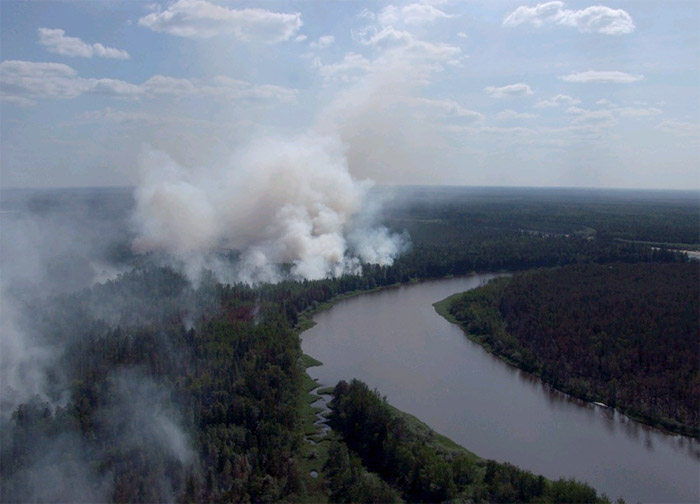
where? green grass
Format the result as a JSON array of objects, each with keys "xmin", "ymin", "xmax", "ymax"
[
  {"xmin": 296, "ymin": 353, "xmax": 340, "ymax": 501},
  {"xmin": 432, "ymin": 293, "xmax": 462, "ymax": 325},
  {"xmin": 300, "ymin": 353, "xmax": 322, "ymax": 368},
  {"xmin": 386, "ymin": 403, "xmax": 481, "ymax": 463}
]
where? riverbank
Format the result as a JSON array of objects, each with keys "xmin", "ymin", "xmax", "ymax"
[
  {"xmin": 434, "ymin": 285, "xmax": 699, "ymax": 439},
  {"xmin": 300, "ymin": 272, "xmax": 698, "ymax": 502},
  {"xmin": 297, "ymin": 351, "xmax": 484, "ymax": 502}
]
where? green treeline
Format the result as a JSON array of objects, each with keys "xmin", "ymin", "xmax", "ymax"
[
  {"xmin": 328, "ymin": 379, "xmax": 612, "ymax": 504},
  {"xmin": 445, "ymin": 263, "xmax": 699, "ymax": 437}
]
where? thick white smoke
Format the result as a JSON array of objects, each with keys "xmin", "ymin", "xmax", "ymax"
[
  {"xmin": 129, "ymin": 17, "xmax": 470, "ymax": 281},
  {"xmin": 132, "ymin": 133, "xmax": 407, "ymax": 283}
]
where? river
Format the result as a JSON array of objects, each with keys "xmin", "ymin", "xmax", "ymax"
[{"xmin": 301, "ymin": 274, "xmax": 700, "ymax": 503}]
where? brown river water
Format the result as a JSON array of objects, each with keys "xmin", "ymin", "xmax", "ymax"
[{"xmin": 301, "ymin": 274, "xmax": 700, "ymax": 504}]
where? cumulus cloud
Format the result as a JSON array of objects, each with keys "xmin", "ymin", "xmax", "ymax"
[
  {"xmin": 656, "ymin": 120, "xmax": 699, "ymax": 137},
  {"xmin": 0, "ymin": 60, "xmax": 297, "ymax": 105},
  {"xmin": 534, "ymin": 93, "xmax": 580, "ymax": 108},
  {"xmin": 560, "ymin": 70, "xmax": 643, "ymax": 83},
  {"xmin": 138, "ymin": 0, "xmax": 302, "ymax": 42},
  {"xmin": 484, "ymin": 82, "xmax": 534, "ymax": 98},
  {"xmin": 496, "ymin": 109, "xmax": 537, "ymax": 120},
  {"xmin": 618, "ymin": 106, "xmax": 662, "ymax": 118},
  {"xmin": 503, "ymin": 1, "xmax": 635, "ymax": 35},
  {"xmin": 0, "ymin": 61, "xmax": 90, "ymax": 101},
  {"xmin": 407, "ymin": 97, "xmax": 484, "ymax": 122},
  {"xmin": 378, "ymin": 2, "xmax": 452, "ymax": 26},
  {"xmin": 566, "ymin": 106, "xmax": 616, "ymax": 125},
  {"xmin": 310, "ymin": 35, "xmax": 335, "ymax": 49},
  {"xmin": 317, "ymin": 53, "xmax": 372, "ymax": 82},
  {"xmin": 38, "ymin": 28, "xmax": 130, "ymax": 59},
  {"xmin": 595, "ymin": 98, "xmax": 617, "ymax": 107},
  {"xmin": 356, "ymin": 25, "xmax": 461, "ymax": 66}
]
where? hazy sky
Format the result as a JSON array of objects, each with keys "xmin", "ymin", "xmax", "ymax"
[{"xmin": 1, "ymin": 0, "xmax": 698, "ymax": 189}]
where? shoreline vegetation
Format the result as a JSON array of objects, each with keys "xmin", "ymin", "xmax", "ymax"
[
  {"xmin": 435, "ymin": 264, "xmax": 699, "ymax": 439},
  {"xmin": 326, "ymin": 378, "xmax": 616, "ymax": 503},
  {"xmin": 298, "ymin": 281, "xmax": 617, "ymax": 503}
]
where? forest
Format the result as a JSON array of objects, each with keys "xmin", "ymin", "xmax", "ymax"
[
  {"xmin": 443, "ymin": 262, "xmax": 699, "ymax": 437},
  {"xmin": 1, "ymin": 186, "xmax": 697, "ymax": 502}
]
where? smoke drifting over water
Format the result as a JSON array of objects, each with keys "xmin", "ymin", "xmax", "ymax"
[{"xmin": 132, "ymin": 133, "xmax": 408, "ymax": 284}]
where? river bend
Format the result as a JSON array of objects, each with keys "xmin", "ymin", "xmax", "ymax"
[{"xmin": 301, "ymin": 274, "xmax": 699, "ymax": 504}]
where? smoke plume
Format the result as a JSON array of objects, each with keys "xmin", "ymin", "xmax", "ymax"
[{"xmin": 132, "ymin": 133, "xmax": 408, "ymax": 283}]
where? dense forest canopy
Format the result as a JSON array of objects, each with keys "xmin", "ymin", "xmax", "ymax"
[
  {"xmin": 445, "ymin": 262, "xmax": 699, "ymax": 437},
  {"xmin": 1, "ymin": 186, "xmax": 696, "ymax": 502}
]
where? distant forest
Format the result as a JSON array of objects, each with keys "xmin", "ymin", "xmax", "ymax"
[
  {"xmin": 444, "ymin": 262, "xmax": 699, "ymax": 437},
  {"xmin": 1, "ymin": 187, "xmax": 696, "ymax": 502}
]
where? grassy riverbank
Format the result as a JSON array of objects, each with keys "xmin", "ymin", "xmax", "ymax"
[{"xmin": 298, "ymin": 307, "xmax": 613, "ymax": 503}]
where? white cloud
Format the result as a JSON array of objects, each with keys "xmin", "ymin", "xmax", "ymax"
[
  {"xmin": 595, "ymin": 98, "xmax": 617, "ymax": 107},
  {"xmin": 0, "ymin": 94, "xmax": 34, "ymax": 107},
  {"xmin": 572, "ymin": 110, "xmax": 615, "ymax": 125},
  {"xmin": 91, "ymin": 78, "xmax": 144, "ymax": 97},
  {"xmin": 657, "ymin": 120, "xmax": 699, "ymax": 137},
  {"xmin": 310, "ymin": 35, "xmax": 335, "ymax": 49},
  {"xmin": 485, "ymin": 82, "xmax": 534, "ymax": 98},
  {"xmin": 138, "ymin": 0, "xmax": 302, "ymax": 42},
  {"xmin": 359, "ymin": 25, "xmax": 414, "ymax": 46},
  {"xmin": 618, "ymin": 107, "xmax": 662, "ymax": 118},
  {"xmin": 560, "ymin": 70, "xmax": 643, "ymax": 83},
  {"xmin": 496, "ymin": 109, "xmax": 537, "ymax": 120},
  {"xmin": 565, "ymin": 104, "xmax": 662, "ymax": 124},
  {"xmin": 534, "ymin": 93, "xmax": 579, "ymax": 108},
  {"xmin": 295, "ymin": 34, "xmax": 307, "ymax": 42},
  {"xmin": 503, "ymin": 1, "xmax": 634, "ymax": 35},
  {"xmin": 0, "ymin": 60, "xmax": 297, "ymax": 105},
  {"xmin": 357, "ymin": 25, "xmax": 462, "ymax": 68},
  {"xmin": 408, "ymin": 97, "xmax": 484, "ymax": 122},
  {"xmin": 209, "ymin": 76, "xmax": 299, "ymax": 103},
  {"xmin": 142, "ymin": 75, "xmax": 198, "ymax": 96},
  {"xmin": 317, "ymin": 53, "xmax": 373, "ymax": 82},
  {"xmin": 38, "ymin": 28, "xmax": 130, "ymax": 59},
  {"xmin": 76, "ymin": 107, "xmax": 220, "ymax": 131},
  {"xmin": 479, "ymin": 126, "xmax": 534, "ymax": 136},
  {"xmin": 565, "ymin": 106, "xmax": 617, "ymax": 127},
  {"xmin": 0, "ymin": 60, "xmax": 90, "ymax": 102},
  {"xmin": 378, "ymin": 2, "xmax": 452, "ymax": 26}
]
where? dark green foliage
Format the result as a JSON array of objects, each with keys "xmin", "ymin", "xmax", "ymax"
[
  {"xmin": 324, "ymin": 441, "xmax": 403, "ymax": 503},
  {"xmin": 449, "ymin": 263, "xmax": 700, "ymax": 436},
  {"xmin": 329, "ymin": 379, "xmax": 609, "ymax": 504}
]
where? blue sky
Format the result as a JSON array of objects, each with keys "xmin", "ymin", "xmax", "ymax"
[{"xmin": 1, "ymin": 0, "xmax": 698, "ymax": 189}]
